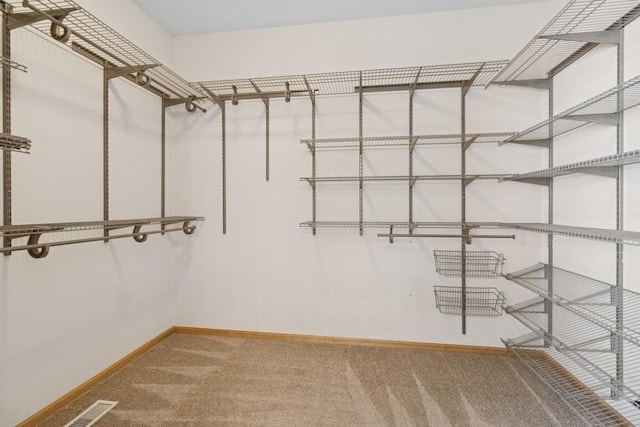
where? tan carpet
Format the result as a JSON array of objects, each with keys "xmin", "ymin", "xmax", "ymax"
[{"xmin": 38, "ymin": 333, "xmax": 584, "ymax": 426}]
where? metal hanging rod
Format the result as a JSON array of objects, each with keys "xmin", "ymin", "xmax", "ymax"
[
  {"xmin": 503, "ymin": 73, "xmax": 640, "ymax": 145},
  {"xmin": 0, "ymin": 55, "xmax": 26, "ymax": 72},
  {"xmin": 0, "ymin": 132, "xmax": 30, "ymax": 153},
  {"xmin": 0, "ymin": 216, "xmax": 203, "ymax": 259},
  {"xmin": 491, "ymin": 0, "xmax": 640, "ymax": 84},
  {"xmin": 5, "ymin": 0, "xmax": 205, "ymax": 108},
  {"xmin": 502, "ymin": 149, "xmax": 640, "ymax": 183},
  {"xmin": 193, "ymin": 61, "xmax": 509, "ymax": 101},
  {"xmin": 299, "ymin": 132, "xmax": 515, "ymax": 150}
]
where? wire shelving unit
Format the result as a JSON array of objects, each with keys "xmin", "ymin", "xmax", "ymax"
[
  {"xmin": 490, "ymin": 0, "xmax": 640, "ymax": 83},
  {"xmin": 503, "ymin": 332, "xmax": 640, "ymax": 426},
  {"xmin": 299, "ymin": 132, "xmax": 515, "ymax": 151},
  {"xmin": 501, "ymin": 74, "xmax": 640, "ymax": 145},
  {"xmin": 0, "ymin": 1, "xmax": 205, "ymax": 256},
  {"xmin": 0, "ymin": 216, "xmax": 203, "ymax": 259},
  {"xmin": 501, "ymin": 150, "xmax": 640, "ymax": 183},
  {"xmin": 6, "ymin": 0, "xmax": 204, "ymax": 102}
]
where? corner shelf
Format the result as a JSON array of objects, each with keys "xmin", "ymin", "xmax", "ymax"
[
  {"xmin": 0, "ymin": 216, "xmax": 203, "ymax": 259},
  {"xmin": 501, "ymin": 149, "xmax": 640, "ymax": 183},
  {"xmin": 503, "ymin": 332, "xmax": 639, "ymax": 426},
  {"xmin": 502, "ymin": 74, "xmax": 640, "ymax": 145},
  {"xmin": 491, "ymin": 0, "xmax": 640, "ymax": 83}
]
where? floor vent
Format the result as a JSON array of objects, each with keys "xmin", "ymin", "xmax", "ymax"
[{"xmin": 63, "ymin": 400, "xmax": 118, "ymax": 427}]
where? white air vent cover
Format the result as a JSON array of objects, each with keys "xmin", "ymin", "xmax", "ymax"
[{"xmin": 64, "ymin": 400, "xmax": 118, "ymax": 427}]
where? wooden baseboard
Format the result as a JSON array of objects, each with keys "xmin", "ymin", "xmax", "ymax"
[
  {"xmin": 173, "ymin": 326, "xmax": 512, "ymax": 356},
  {"xmin": 17, "ymin": 327, "xmax": 175, "ymax": 427}
]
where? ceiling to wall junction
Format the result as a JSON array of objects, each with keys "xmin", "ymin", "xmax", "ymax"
[{"xmin": 132, "ymin": 0, "xmax": 545, "ymax": 36}]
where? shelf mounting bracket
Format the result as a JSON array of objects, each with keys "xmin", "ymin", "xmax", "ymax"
[
  {"xmin": 539, "ymin": 30, "xmax": 621, "ymax": 45},
  {"xmin": 493, "ymin": 79, "xmax": 551, "ymax": 90},
  {"xmin": 6, "ymin": 7, "xmax": 77, "ymax": 31},
  {"xmin": 563, "ymin": 112, "xmax": 619, "ymax": 126}
]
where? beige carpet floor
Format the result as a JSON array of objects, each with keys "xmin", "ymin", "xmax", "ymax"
[{"xmin": 38, "ymin": 333, "xmax": 585, "ymax": 426}]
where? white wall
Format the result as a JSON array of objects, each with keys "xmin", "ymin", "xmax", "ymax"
[
  {"xmin": 170, "ymin": 1, "xmax": 570, "ymax": 348},
  {"xmin": 0, "ymin": 1, "xmax": 191, "ymax": 425}
]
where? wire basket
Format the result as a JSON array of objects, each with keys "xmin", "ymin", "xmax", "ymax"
[
  {"xmin": 433, "ymin": 250, "xmax": 505, "ymax": 278},
  {"xmin": 434, "ymin": 286, "xmax": 506, "ymax": 317}
]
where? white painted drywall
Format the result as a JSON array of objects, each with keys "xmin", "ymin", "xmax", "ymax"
[
  {"xmin": 168, "ymin": 1, "xmax": 571, "ymax": 348},
  {"xmin": 0, "ymin": 1, "xmax": 191, "ymax": 425}
]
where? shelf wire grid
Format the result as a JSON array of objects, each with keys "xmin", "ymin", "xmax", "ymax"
[
  {"xmin": 505, "ymin": 298, "xmax": 640, "ymax": 407},
  {"xmin": 433, "ymin": 250, "xmax": 506, "ymax": 278},
  {"xmin": 299, "ymin": 132, "xmax": 515, "ymax": 150},
  {"xmin": 433, "ymin": 286, "xmax": 506, "ymax": 317},
  {"xmin": 491, "ymin": 0, "xmax": 640, "ymax": 83},
  {"xmin": 495, "ymin": 222, "xmax": 640, "ymax": 245},
  {"xmin": 7, "ymin": 0, "xmax": 203, "ymax": 99},
  {"xmin": 298, "ymin": 221, "xmax": 465, "ymax": 229},
  {"xmin": 0, "ymin": 133, "xmax": 30, "ymax": 153},
  {"xmin": 504, "ymin": 73, "xmax": 640, "ymax": 143},
  {"xmin": 301, "ymin": 174, "xmax": 510, "ymax": 183},
  {"xmin": 193, "ymin": 61, "xmax": 509, "ymax": 100},
  {"xmin": 507, "ymin": 263, "xmax": 640, "ymax": 348},
  {"xmin": 504, "ymin": 333, "xmax": 640, "ymax": 426},
  {"xmin": 502, "ymin": 149, "xmax": 640, "ymax": 181}
]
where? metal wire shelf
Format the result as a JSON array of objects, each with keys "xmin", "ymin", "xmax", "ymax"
[
  {"xmin": 298, "ymin": 221, "xmax": 464, "ymax": 229},
  {"xmin": 491, "ymin": 0, "xmax": 640, "ymax": 83},
  {"xmin": 0, "ymin": 216, "xmax": 203, "ymax": 258},
  {"xmin": 433, "ymin": 250, "xmax": 505, "ymax": 278},
  {"xmin": 504, "ymin": 334, "xmax": 639, "ymax": 426},
  {"xmin": 502, "ymin": 149, "xmax": 640, "ymax": 182},
  {"xmin": 504, "ymin": 299, "xmax": 640, "ymax": 425},
  {"xmin": 301, "ymin": 174, "xmax": 509, "ymax": 184},
  {"xmin": 503, "ymin": 74, "xmax": 640, "ymax": 144},
  {"xmin": 299, "ymin": 132, "xmax": 515, "ymax": 150},
  {"xmin": 0, "ymin": 133, "xmax": 31, "ymax": 153},
  {"xmin": 6, "ymin": 0, "xmax": 203, "ymax": 101},
  {"xmin": 193, "ymin": 61, "xmax": 509, "ymax": 101},
  {"xmin": 0, "ymin": 55, "xmax": 27, "ymax": 72},
  {"xmin": 498, "ymin": 223, "xmax": 640, "ymax": 246},
  {"xmin": 506, "ymin": 263, "xmax": 640, "ymax": 348},
  {"xmin": 434, "ymin": 286, "xmax": 506, "ymax": 317}
]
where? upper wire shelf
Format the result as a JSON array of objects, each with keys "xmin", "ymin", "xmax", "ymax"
[
  {"xmin": 502, "ymin": 149, "xmax": 640, "ymax": 182},
  {"xmin": 0, "ymin": 133, "xmax": 31, "ymax": 153},
  {"xmin": 299, "ymin": 132, "xmax": 515, "ymax": 150},
  {"xmin": 503, "ymin": 74, "xmax": 640, "ymax": 144},
  {"xmin": 491, "ymin": 0, "xmax": 640, "ymax": 83},
  {"xmin": 5, "ymin": 0, "xmax": 204, "ymax": 101},
  {"xmin": 193, "ymin": 61, "xmax": 509, "ymax": 102}
]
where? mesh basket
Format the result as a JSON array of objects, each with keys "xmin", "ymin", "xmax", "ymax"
[
  {"xmin": 433, "ymin": 250, "xmax": 505, "ymax": 278},
  {"xmin": 434, "ymin": 286, "xmax": 506, "ymax": 317}
]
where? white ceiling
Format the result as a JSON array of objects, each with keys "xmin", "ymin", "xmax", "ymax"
[{"xmin": 132, "ymin": 0, "xmax": 543, "ymax": 36}]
